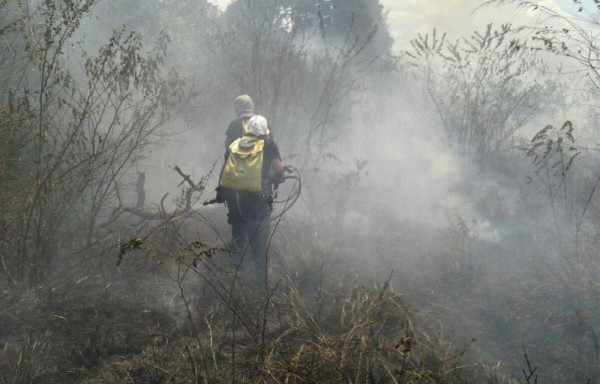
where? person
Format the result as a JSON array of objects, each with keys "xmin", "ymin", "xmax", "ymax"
[
  {"xmin": 225, "ymin": 94, "xmax": 255, "ymax": 148},
  {"xmin": 225, "ymin": 94, "xmax": 273, "ymax": 148},
  {"xmin": 218, "ymin": 114, "xmax": 284, "ymax": 285}
]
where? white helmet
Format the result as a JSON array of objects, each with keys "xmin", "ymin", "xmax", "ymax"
[{"xmin": 246, "ymin": 115, "xmax": 270, "ymax": 136}]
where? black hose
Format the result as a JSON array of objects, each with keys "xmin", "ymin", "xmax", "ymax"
[
  {"xmin": 202, "ymin": 165, "xmax": 302, "ymax": 223},
  {"xmin": 270, "ymin": 167, "xmax": 302, "ymax": 222}
]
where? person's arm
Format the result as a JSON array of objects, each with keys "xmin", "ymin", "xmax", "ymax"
[
  {"xmin": 270, "ymin": 158, "xmax": 284, "ymax": 182},
  {"xmin": 265, "ymin": 139, "xmax": 284, "ymax": 183},
  {"xmin": 225, "ymin": 124, "xmax": 235, "ymax": 148}
]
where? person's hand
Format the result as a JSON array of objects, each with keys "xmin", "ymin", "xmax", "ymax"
[{"xmin": 271, "ymin": 173, "xmax": 284, "ymax": 190}]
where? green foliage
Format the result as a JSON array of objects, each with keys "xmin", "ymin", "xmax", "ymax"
[
  {"xmin": 408, "ymin": 24, "xmax": 552, "ymax": 171},
  {"xmin": 524, "ymin": 121, "xmax": 579, "ymax": 212},
  {"xmin": 284, "ymin": 0, "xmax": 393, "ymax": 56},
  {"xmin": 486, "ymin": 1, "xmax": 600, "ymax": 109},
  {"xmin": 4, "ymin": 1, "xmax": 600, "ymax": 383},
  {"xmin": 198, "ymin": 0, "xmax": 392, "ymax": 166},
  {"xmin": 0, "ymin": 0, "xmax": 181, "ymax": 289}
]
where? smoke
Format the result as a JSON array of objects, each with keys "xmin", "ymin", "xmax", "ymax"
[
  {"xmin": 15, "ymin": 0, "xmax": 598, "ymax": 381},
  {"xmin": 361, "ymin": 89, "xmax": 463, "ymax": 226}
]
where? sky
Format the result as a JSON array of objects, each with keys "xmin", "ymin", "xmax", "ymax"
[
  {"xmin": 207, "ymin": 0, "xmax": 600, "ymax": 50},
  {"xmin": 381, "ymin": 0, "xmax": 579, "ymax": 48}
]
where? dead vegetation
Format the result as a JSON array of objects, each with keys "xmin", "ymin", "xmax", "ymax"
[
  {"xmin": 0, "ymin": 238, "xmax": 489, "ymax": 384},
  {"xmin": 4, "ymin": 0, "xmax": 600, "ymax": 383}
]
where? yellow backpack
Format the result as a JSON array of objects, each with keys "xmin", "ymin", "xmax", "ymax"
[{"xmin": 219, "ymin": 136, "xmax": 265, "ymax": 192}]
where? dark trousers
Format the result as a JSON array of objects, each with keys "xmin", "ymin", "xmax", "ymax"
[{"xmin": 223, "ymin": 190, "xmax": 271, "ymax": 282}]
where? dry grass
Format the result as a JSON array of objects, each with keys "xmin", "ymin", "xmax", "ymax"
[
  {"xmin": 3, "ymin": 188, "xmax": 600, "ymax": 384},
  {"xmin": 0, "ymin": 222, "xmax": 491, "ymax": 384}
]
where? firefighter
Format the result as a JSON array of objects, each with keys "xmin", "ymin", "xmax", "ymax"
[
  {"xmin": 218, "ymin": 114, "xmax": 283, "ymax": 284},
  {"xmin": 225, "ymin": 94, "xmax": 255, "ymax": 148}
]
